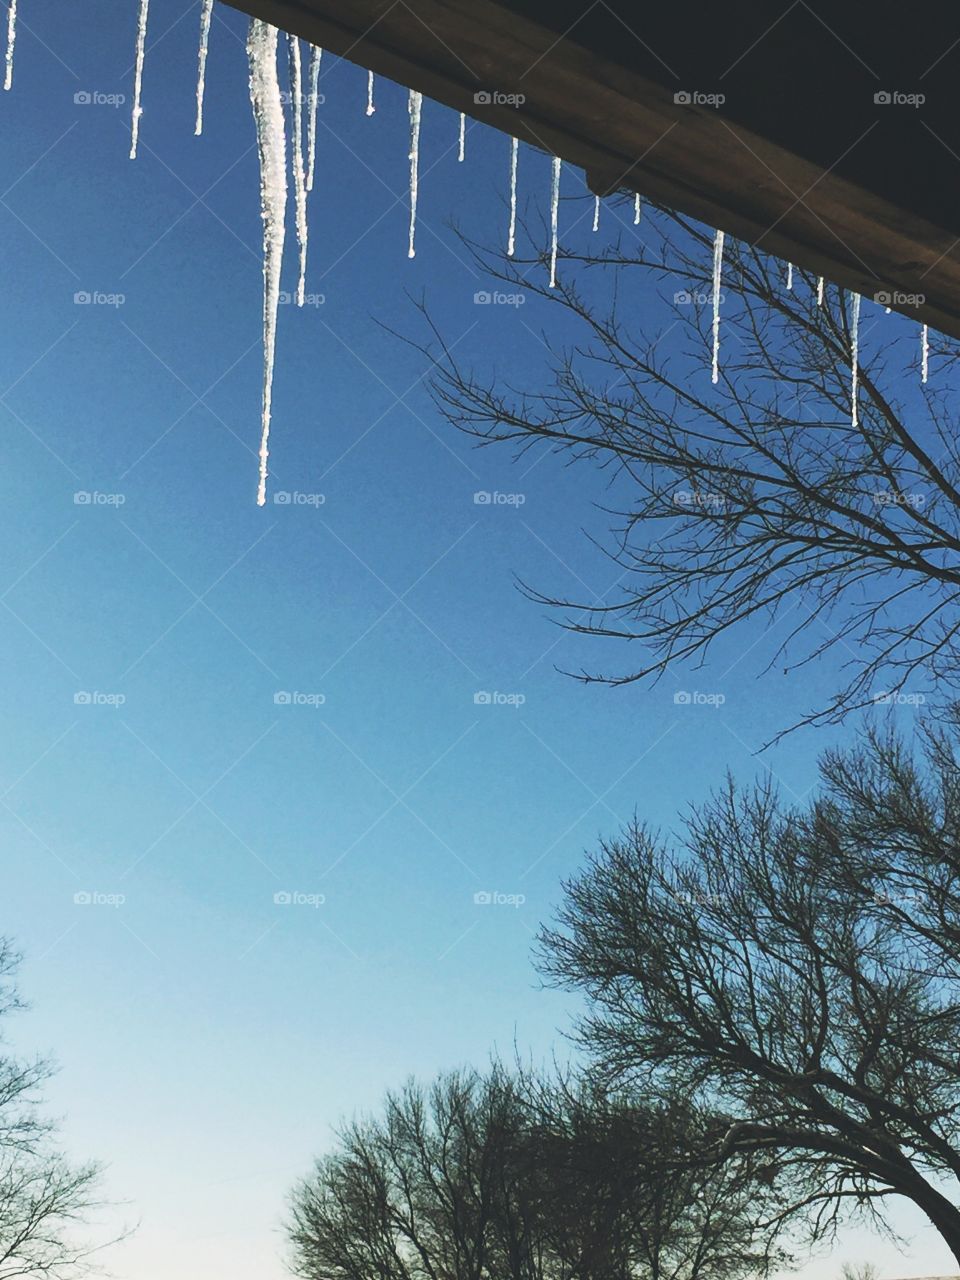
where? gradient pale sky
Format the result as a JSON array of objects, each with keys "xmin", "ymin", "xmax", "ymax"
[{"xmin": 0, "ymin": 2, "xmax": 948, "ymax": 1278}]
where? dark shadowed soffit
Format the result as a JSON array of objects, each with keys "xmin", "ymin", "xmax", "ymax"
[{"xmin": 223, "ymin": 0, "xmax": 960, "ymax": 339}]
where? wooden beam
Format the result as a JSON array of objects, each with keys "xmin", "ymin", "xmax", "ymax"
[{"xmin": 222, "ymin": 0, "xmax": 960, "ymax": 339}]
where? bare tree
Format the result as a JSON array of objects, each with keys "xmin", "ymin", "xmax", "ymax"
[
  {"xmin": 416, "ymin": 199, "xmax": 960, "ymax": 733},
  {"xmin": 0, "ymin": 940, "xmax": 105, "ymax": 1280},
  {"xmin": 539, "ymin": 721, "xmax": 960, "ymax": 1267},
  {"xmin": 287, "ymin": 1066, "xmax": 772, "ymax": 1280}
]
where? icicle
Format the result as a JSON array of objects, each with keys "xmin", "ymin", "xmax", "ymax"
[
  {"xmin": 711, "ymin": 228, "xmax": 724, "ymax": 384},
  {"xmin": 248, "ymin": 19, "xmax": 287, "ymax": 507},
  {"xmin": 786, "ymin": 262, "xmax": 794, "ymax": 290},
  {"xmin": 592, "ymin": 195, "xmax": 600, "ymax": 233},
  {"xmin": 366, "ymin": 69, "xmax": 375, "ymax": 116},
  {"xmin": 634, "ymin": 192, "xmax": 641, "ymax": 224},
  {"xmin": 3, "ymin": 0, "xmax": 16, "ymax": 92},
  {"xmin": 850, "ymin": 291, "xmax": 861, "ymax": 427},
  {"xmin": 407, "ymin": 89, "xmax": 422, "ymax": 259},
  {"xmin": 458, "ymin": 112, "xmax": 465, "ymax": 161},
  {"xmin": 921, "ymin": 323, "xmax": 929, "ymax": 384},
  {"xmin": 548, "ymin": 155, "xmax": 561, "ymax": 288},
  {"xmin": 194, "ymin": 0, "xmax": 213, "ymax": 134},
  {"xmin": 288, "ymin": 34, "xmax": 307, "ymax": 307},
  {"xmin": 129, "ymin": 0, "xmax": 149, "ymax": 158},
  {"xmin": 507, "ymin": 136, "xmax": 518, "ymax": 257},
  {"xmin": 816, "ymin": 275, "xmax": 824, "ymax": 307},
  {"xmin": 305, "ymin": 45, "xmax": 321, "ymax": 193}
]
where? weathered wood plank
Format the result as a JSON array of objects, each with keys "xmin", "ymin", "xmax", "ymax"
[{"xmin": 222, "ymin": 0, "xmax": 960, "ymax": 338}]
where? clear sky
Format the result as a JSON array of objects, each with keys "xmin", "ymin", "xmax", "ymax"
[{"xmin": 0, "ymin": 2, "xmax": 950, "ymax": 1278}]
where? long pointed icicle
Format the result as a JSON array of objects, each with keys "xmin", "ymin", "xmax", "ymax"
[
  {"xmin": 194, "ymin": 0, "xmax": 213, "ymax": 134},
  {"xmin": 129, "ymin": 0, "xmax": 150, "ymax": 158},
  {"xmin": 921, "ymin": 323, "xmax": 929, "ymax": 384},
  {"xmin": 407, "ymin": 89, "xmax": 422, "ymax": 259},
  {"xmin": 850, "ymin": 291, "xmax": 861, "ymax": 427},
  {"xmin": 458, "ymin": 112, "xmax": 465, "ymax": 161},
  {"xmin": 711, "ymin": 228, "xmax": 724, "ymax": 384},
  {"xmin": 248, "ymin": 19, "xmax": 287, "ymax": 507},
  {"xmin": 634, "ymin": 192, "xmax": 641, "ymax": 224},
  {"xmin": 366, "ymin": 69, "xmax": 375, "ymax": 116},
  {"xmin": 305, "ymin": 45, "xmax": 321, "ymax": 192},
  {"xmin": 786, "ymin": 262, "xmax": 794, "ymax": 290},
  {"xmin": 592, "ymin": 195, "xmax": 600, "ymax": 232},
  {"xmin": 548, "ymin": 156, "xmax": 561, "ymax": 288},
  {"xmin": 288, "ymin": 34, "xmax": 308, "ymax": 306},
  {"xmin": 816, "ymin": 276, "xmax": 824, "ymax": 307},
  {"xmin": 507, "ymin": 137, "xmax": 518, "ymax": 257},
  {"xmin": 3, "ymin": 0, "xmax": 16, "ymax": 92}
]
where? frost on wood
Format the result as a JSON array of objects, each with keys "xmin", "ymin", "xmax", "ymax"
[
  {"xmin": 366, "ymin": 69, "xmax": 375, "ymax": 116},
  {"xmin": 458, "ymin": 111, "xmax": 465, "ymax": 161},
  {"xmin": 129, "ymin": 0, "xmax": 149, "ymax": 158},
  {"xmin": 248, "ymin": 19, "xmax": 288, "ymax": 507},
  {"xmin": 548, "ymin": 155, "xmax": 561, "ymax": 288},
  {"xmin": 305, "ymin": 45, "xmax": 321, "ymax": 192},
  {"xmin": 407, "ymin": 89, "xmax": 422, "ymax": 258},
  {"xmin": 592, "ymin": 195, "xmax": 600, "ymax": 232},
  {"xmin": 711, "ymin": 228, "xmax": 724, "ymax": 384},
  {"xmin": 507, "ymin": 136, "xmax": 518, "ymax": 256},
  {"xmin": 194, "ymin": 0, "xmax": 213, "ymax": 135},
  {"xmin": 850, "ymin": 291, "xmax": 861, "ymax": 427},
  {"xmin": 3, "ymin": 0, "xmax": 16, "ymax": 92},
  {"xmin": 288, "ymin": 34, "xmax": 308, "ymax": 307}
]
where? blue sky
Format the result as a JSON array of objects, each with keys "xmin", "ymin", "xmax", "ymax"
[{"xmin": 0, "ymin": 2, "xmax": 949, "ymax": 1278}]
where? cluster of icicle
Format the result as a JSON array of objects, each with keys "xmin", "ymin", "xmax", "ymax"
[
  {"xmin": 3, "ymin": 0, "xmax": 933, "ymax": 501},
  {"xmin": 710, "ymin": 237, "xmax": 931, "ymax": 423}
]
